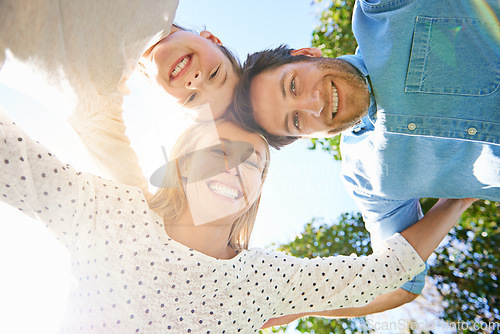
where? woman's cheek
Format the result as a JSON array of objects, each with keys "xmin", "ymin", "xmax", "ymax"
[{"xmin": 242, "ymin": 171, "xmax": 262, "ymax": 202}]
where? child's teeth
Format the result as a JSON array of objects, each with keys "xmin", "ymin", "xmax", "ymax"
[{"xmin": 171, "ymin": 56, "xmax": 189, "ymax": 77}]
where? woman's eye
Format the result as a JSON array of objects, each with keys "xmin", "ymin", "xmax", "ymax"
[
  {"xmin": 212, "ymin": 149, "xmax": 227, "ymax": 156},
  {"xmin": 209, "ymin": 66, "xmax": 220, "ymax": 80},
  {"xmin": 290, "ymin": 77, "xmax": 296, "ymax": 95},
  {"xmin": 244, "ymin": 160, "xmax": 259, "ymax": 169},
  {"xmin": 293, "ymin": 113, "xmax": 299, "ymax": 130}
]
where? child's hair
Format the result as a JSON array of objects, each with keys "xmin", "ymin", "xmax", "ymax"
[{"xmin": 148, "ymin": 119, "xmax": 270, "ymax": 250}]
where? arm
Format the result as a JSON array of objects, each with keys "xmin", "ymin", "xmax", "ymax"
[
  {"xmin": 69, "ymin": 93, "xmax": 152, "ymax": 200},
  {"xmin": 262, "ymin": 288, "xmax": 417, "ymax": 328},
  {"xmin": 0, "ymin": 110, "xmax": 86, "ymax": 246},
  {"xmin": 265, "ymin": 232, "xmax": 425, "ymax": 321},
  {"xmin": 348, "ymin": 189, "xmax": 460, "ymax": 295},
  {"xmin": 263, "ymin": 197, "xmax": 474, "ymax": 328},
  {"xmin": 400, "ymin": 198, "xmax": 474, "ymax": 261}
]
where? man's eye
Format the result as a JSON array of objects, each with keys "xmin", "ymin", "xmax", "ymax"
[
  {"xmin": 293, "ymin": 113, "xmax": 299, "ymax": 130},
  {"xmin": 209, "ymin": 66, "xmax": 220, "ymax": 80},
  {"xmin": 290, "ymin": 77, "xmax": 296, "ymax": 95}
]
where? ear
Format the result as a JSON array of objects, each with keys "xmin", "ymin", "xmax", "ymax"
[
  {"xmin": 200, "ymin": 30, "xmax": 222, "ymax": 46},
  {"xmin": 177, "ymin": 156, "xmax": 191, "ymax": 178},
  {"xmin": 291, "ymin": 47, "xmax": 322, "ymax": 58},
  {"xmin": 169, "ymin": 25, "xmax": 182, "ymax": 34}
]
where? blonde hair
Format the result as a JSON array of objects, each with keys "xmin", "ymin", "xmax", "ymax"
[{"xmin": 148, "ymin": 119, "xmax": 270, "ymax": 251}]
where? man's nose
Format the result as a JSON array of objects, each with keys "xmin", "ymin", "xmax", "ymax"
[
  {"xmin": 298, "ymin": 90, "xmax": 322, "ymax": 118},
  {"xmin": 185, "ymin": 70, "xmax": 203, "ymax": 89}
]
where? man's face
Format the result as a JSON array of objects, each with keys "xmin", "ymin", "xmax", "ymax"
[{"xmin": 250, "ymin": 56, "xmax": 370, "ymax": 138}]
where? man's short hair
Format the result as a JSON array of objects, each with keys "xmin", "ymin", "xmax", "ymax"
[{"xmin": 230, "ymin": 45, "xmax": 314, "ymax": 150}]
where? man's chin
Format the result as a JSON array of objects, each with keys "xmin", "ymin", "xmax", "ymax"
[
  {"xmin": 330, "ymin": 108, "xmax": 369, "ymax": 135},
  {"xmin": 302, "ymin": 129, "xmax": 339, "ymax": 139}
]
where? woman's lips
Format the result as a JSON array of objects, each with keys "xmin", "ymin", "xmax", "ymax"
[
  {"xmin": 169, "ymin": 54, "xmax": 192, "ymax": 81},
  {"xmin": 206, "ymin": 180, "xmax": 242, "ymax": 200}
]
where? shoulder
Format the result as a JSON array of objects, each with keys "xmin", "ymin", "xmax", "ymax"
[
  {"xmin": 356, "ymin": 0, "xmax": 416, "ymax": 13},
  {"xmin": 240, "ymin": 248, "xmax": 308, "ymax": 268}
]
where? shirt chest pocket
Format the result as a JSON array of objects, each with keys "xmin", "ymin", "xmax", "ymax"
[{"xmin": 405, "ymin": 16, "xmax": 500, "ymax": 96}]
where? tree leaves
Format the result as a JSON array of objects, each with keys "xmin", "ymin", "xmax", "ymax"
[
  {"xmin": 312, "ymin": 0, "xmax": 357, "ymax": 59},
  {"xmin": 276, "ymin": 214, "xmax": 372, "ymax": 334},
  {"xmin": 424, "ymin": 199, "xmax": 500, "ymax": 328},
  {"xmin": 263, "ymin": 201, "xmax": 499, "ymax": 333}
]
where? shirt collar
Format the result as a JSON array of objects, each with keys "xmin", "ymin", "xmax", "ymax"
[{"xmin": 338, "ymin": 51, "xmax": 377, "ymax": 133}]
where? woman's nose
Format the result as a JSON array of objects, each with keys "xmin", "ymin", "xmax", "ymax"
[{"xmin": 225, "ymin": 167, "xmax": 240, "ymax": 177}]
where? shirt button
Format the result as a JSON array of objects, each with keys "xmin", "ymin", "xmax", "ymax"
[
  {"xmin": 467, "ymin": 127, "xmax": 477, "ymax": 136},
  {"xmin": 407, "ymin": 123, "xmax": 416, "ymax": 131}
]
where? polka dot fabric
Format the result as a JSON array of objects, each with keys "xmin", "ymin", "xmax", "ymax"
[{"xmin": 0, "ymin": 111, "xmax": 425, "ymax": 333}]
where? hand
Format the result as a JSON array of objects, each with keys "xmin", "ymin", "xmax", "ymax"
[
  {"xmin": 400, "ymin": 197, "xmax": 477, "ymax": 262},
  {"xmin": 260, "ymin": 313, "xmax": 305, "ymax": 329},
  {"xmin": 456, "ymin": 197, "xmax": 478, "ymax": 207}
]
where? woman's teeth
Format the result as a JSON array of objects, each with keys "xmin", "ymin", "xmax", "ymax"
[
  {"xmin": 171, "ymin": 56, "xmax": 189, "ymax": 78},
  {"xmin": 208, "ymin": 183, "xmax": 239, "ymax": 200},
  {"xmin": 331, "ymin": 82, "xmax": 338, "ymax": 117}
]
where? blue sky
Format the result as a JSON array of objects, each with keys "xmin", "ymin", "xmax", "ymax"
[{"xmin": 0, "ymin": 1, "xmax": 359, "ymax": 332}]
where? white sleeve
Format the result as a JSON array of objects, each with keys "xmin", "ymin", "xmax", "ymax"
[
  {"xmin": 0, "ymin": 109, "xmax": 88, "ymax": 247},
  {"xmin": 68, "ymin": 89, "xmax": 151, "ymax": 199},
  {"xmin": 252, "ymin": 233, "xmax": 425, "ymax": 318}
]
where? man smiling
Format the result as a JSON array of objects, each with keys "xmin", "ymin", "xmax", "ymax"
[
  {"xmin": 232, "ymin": 0, "xmax": 500, "ymax": 316},
  {"xmin": 249, "ymin": 48, "xmax": 370, "ymax": 138}
]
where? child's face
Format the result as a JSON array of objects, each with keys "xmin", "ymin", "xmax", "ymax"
[{"xmin": 147, "ymin": 30, "xmax": 239, "ymax": 120}]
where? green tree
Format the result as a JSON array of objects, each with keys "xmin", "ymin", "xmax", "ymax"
[
  {"xmin": 421, "ymin": 199, "xmax": 500, "ymax": 330},
  {"xmin": 261, "ymin": 200, "xmax": 499, "ymax": 333},
  {"xmin": 308, "ymin": 0, "xmax": 357, "ymax": 161},
  {"xmin": 311, "ymin": 0, "xmax": 357, "ymax": 59},
  {"xmin": 276, "ymin": 213, "xmax": 372, "ymax": 334}
]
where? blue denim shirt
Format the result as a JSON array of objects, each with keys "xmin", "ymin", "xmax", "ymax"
[{"xmin": 340, "ymin": 0, "xmax": 500, "ymax": 293}]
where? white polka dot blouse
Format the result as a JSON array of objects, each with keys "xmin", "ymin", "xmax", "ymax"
[{"xmin": 0, "ymin": 111, "xmax": 425, "ymax": 333}]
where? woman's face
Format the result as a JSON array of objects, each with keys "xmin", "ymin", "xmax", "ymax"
[
  {"xmin": 147, "ymin": 29, "xmax": 239, "ymax": 120},
  {"xmin": 183, "ymin": 121, "xmax": 268, "ymax": 226}
]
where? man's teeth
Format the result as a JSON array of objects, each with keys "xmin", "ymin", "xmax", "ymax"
[
  {"xmin": 208, "ymin": 183, "xmax": 239, "ymax": 200},
  {"xmin": 171, "ymin": 56, "xmax": 189, "ymax": 77},
  {"xmin": 331, "ymin": 82, "xmax": 338, "ymax": 116}
]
